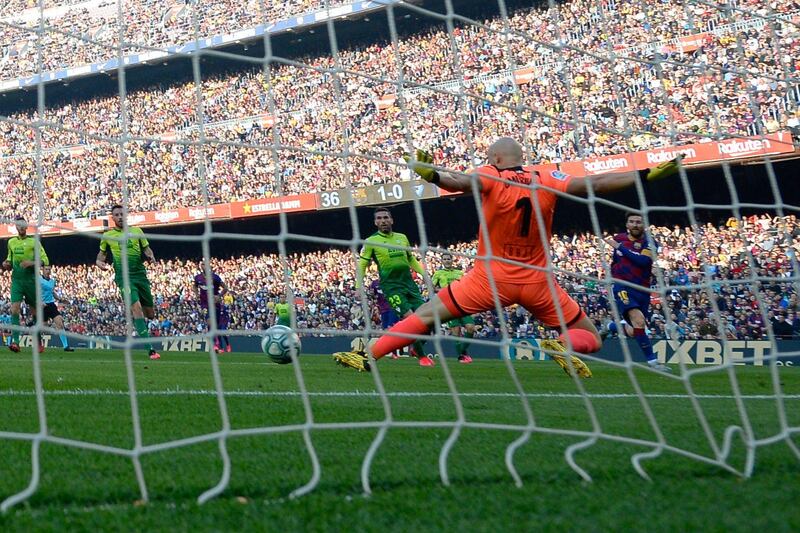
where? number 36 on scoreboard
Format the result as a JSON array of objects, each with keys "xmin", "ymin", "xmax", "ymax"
[{"xmin": 317, "ymin": 181, "xmax": 440, "ymax": 210}]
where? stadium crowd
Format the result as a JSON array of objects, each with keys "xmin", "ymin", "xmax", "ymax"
[
  {"xmin": 1, "ymin": 0, "xmax": 355, "ymax": 80},
  {"xmin": 1, "ymin": 0, "xmax": 799, "ymax": 220},
  {"xmin": 0, "ymin": 214, "xmax": 797, "ymax": 342}
]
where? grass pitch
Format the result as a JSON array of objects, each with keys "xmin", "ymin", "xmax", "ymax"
[{"xmin": 1, "ymin": 349, "xmax": 799, "ymax": 531}]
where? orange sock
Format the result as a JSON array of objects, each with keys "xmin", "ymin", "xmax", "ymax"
[
  {"xmin": 560, "ymin": 328, "xmax": 601, "ymax": 353},
  {"xmin": 372, "ymin": 314, "xmax": 428, "ymax": 360}
]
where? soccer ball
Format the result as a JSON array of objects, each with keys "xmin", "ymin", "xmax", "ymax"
[
  {"xmin": 261, "ymin": 325, "xmax": 302, "ymax": 365},
  {"xmin": 261, "ymin": 325, "xmax": 301, "ymax": 364}
]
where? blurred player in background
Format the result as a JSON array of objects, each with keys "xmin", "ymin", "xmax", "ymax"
[
  {"xmin": 0, "ymin": 311, "xmax": 11, "ymax": 347},
  {"xmin": 96, "ymin": 205, "xmax": 161, "ymax": 360},
  {"xmin": 370, "ymin": 278, "xmax": 401, "ymax": 359},
  {"xmin": 3, "ymin": 216, "xmax": 48, "ymax": 352},
  {"xmin": 601, "ymin": 212, "xmax": 671, "ymax": 372},
  {"xmin": 335, "ymin": 138, "xmax": 679, "ymax": 374},
  {"xmin": 432, "ymin": 253, "xmax": 474, "ymax": 363},
  {"xmin": 39, "ymin": 265, "xmax": 74, "ymax": 352},
  {"xmin": 194, "ymin": 263, "xmax": 231, "ymax": 353},
  {"xmin": 274, "ymin": 300, "xmax": 291, "ymax": 327},
  {"xmin": 353, "ymin": 207, "xmax": 433, "ymax": 367}
]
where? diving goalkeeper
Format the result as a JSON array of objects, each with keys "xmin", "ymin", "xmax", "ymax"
[{"xmin": 334, "ymin": 138, "xmax": 680, "ymax": 374}]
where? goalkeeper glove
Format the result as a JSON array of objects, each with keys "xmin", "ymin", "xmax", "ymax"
[
  {"xmin": 642, "ymin": 156, "xmax": 681, "ymax": 182},
  {"xmin": 404, "ymin": 149, "xmax": 440, "ymax": 184}
]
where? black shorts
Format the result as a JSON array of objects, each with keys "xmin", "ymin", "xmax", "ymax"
[{"xmin": 43, "ymin": 302, "xmax": 61, "ymax": 321}]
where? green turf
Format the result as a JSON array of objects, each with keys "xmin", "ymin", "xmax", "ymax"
[{"xmin": 1, "ymin": 349, "xmax": 799, "ymax": 531}]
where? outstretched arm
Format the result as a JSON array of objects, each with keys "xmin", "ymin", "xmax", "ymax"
[
  {"xmin": 567, "ymin": 171, "xmax": 637, "ymax": 196},
  {"xmin": 404, "ymin": 150, "xmax": 481, "ymax": 193},
  {"xmin": 566, "ymin": 158, "xmax": 681, "ymax": 197},
  {"xmin": 434, "ymin": 171, "xmax": 476, "ymax": 193}
]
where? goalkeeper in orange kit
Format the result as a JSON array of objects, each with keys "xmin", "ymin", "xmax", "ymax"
[{"xmin": 334, "ymin": 138, "xmax": 680, "ymax": 375}]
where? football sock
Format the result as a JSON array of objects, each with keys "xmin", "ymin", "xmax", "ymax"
[
  {"xmin": 59, "ymin": 333, "xmax": 69, "ymax": 348},
  {"xmin": 372, "ymin": 314, "xmax": 428, "ymax": 360},
  {"xmin": 560, "ymin": 328, "xmax": 601, "ymax": 354},
  {"xmin": 11, "ymin": 314, "xmax": 19, "ymax": 344},
  {"xmin": 413, "ymin": 340, "xmax": 426, "ymax": 359},
  {"xmin": 633, "ymin": 327, "xmax": 657, "ymax": 363},
  {"xmin": 455, "ymin": 340, "xmax": 465, "ymax": 356},
  {"xmin": 462, "ymin": 329, "xmax": 474, "ymax": 354},
  {"xmin": 134, "ymin": 318, "xmax": 153, "ymax": 351}
]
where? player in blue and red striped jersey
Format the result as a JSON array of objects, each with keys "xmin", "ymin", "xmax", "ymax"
[
  {"xmin": 370, "ymin": 278, "xmax": 401, "ymax": 359},
  {"xmin": 370, "ymin": 278, "xmax": 399, "ymax": 330},
  {"xmin": 194, "ymin": 264, "xmax": 231, "ymax": 353},
  {"xmin": 602, "ymin": 212, "xmax": 671, "ymax": 372}
]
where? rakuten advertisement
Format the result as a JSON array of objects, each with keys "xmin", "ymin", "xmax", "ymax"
[
  {"xmin": 561, "ymin": 132, "xmax": 794, "ymax": 177},
  {"xmin": 0, "ymin": 218, "xmax": 107, "ymax": 238},
  {"xmin": 104, "ymin": 203, "xmax": 231, "ymax": 228}
]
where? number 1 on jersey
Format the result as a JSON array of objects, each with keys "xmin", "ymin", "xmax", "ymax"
[{"xmin": 515, "ymin": 197, "xmax": 532, "ymax": 237}]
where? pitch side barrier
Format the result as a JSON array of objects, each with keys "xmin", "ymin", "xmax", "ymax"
[{"xmin": 21, "ymin": 334, "xmax": 800, "ymax": 367}]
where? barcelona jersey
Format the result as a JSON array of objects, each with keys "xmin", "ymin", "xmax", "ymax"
[
  {"xmin": 194, "ymin": 272, "xmax": 224, "ymax": 307},
  {"xmin": 610, "ymin": 232, "xmax": 655, "ymax": 291}
]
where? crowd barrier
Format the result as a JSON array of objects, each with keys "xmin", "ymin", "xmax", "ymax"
[{"xmin": 19, "ymin": 334, "xmax": 798, "ymax": 366}]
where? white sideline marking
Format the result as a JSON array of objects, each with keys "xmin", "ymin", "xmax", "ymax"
[{"xmin": 1, "ymin": 389, "xmax": 798, "ymax": 400}]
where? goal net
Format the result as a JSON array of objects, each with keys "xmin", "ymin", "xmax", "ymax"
[{"xmin": 1, "ymin": 0, "xmax": 799, "ymax": 510}]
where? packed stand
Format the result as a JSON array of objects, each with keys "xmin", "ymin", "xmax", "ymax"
[
  {"xmin": 0, "ymin": 0, "xmax": 355, "ymax": 80},
  {"xmin": 1, "ymin": 0, "xmax": 799, "ymax": 220},
  {"xmin": 0, "ymin": 214, "xmax": 796, "ymax": 341}
]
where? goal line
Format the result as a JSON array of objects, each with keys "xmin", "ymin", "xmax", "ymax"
[{"xmin": 1, "ymin": 389, "xmax": 797, "ymax": 400}]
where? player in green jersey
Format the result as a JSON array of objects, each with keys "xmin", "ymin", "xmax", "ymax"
[
  {"xmin": 431, "ymin": 253, "xmax": 475, "ymax": 364},
  {"xmin": 274, "ymin": 301, "xmax": 291, "ymax": 327},
  {"xmin": 96, "ymin": 205, "xmax": 161, "ymax": 360},
  {"xmin": 3, "ymin": 216, "xmax": 49, "ymax": 352},
  {"xmin": 350, "ymin": 207, "xmax": 432, "ymax": 367}
]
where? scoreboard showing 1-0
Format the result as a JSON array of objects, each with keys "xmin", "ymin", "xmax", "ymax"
[{"xmin": 317, "ymin": 180, "xmax": 442, "ymax": 210}]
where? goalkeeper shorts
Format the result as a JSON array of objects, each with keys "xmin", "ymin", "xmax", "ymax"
[{"xmin": 440, "ymin": 268, "xmax": 583, "ymax": 329}]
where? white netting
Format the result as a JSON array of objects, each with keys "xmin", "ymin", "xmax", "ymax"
[{"xmin": 1, "ymin": 0, "xmax": 799, "ymax": 510}]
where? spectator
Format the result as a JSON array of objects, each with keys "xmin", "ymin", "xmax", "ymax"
[{"xmin": 771, "ymin": 312, "xmax": 793, "ymax": 340}]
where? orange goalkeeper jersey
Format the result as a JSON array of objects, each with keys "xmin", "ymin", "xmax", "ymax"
[{"xmin": 472, "ymin": 164, "xmax": 573, "ymax": 283}]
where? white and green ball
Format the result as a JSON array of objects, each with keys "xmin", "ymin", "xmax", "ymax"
[{"xmin": 261, "ymin": 325, "xmax": 302, "ymax": 364}]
